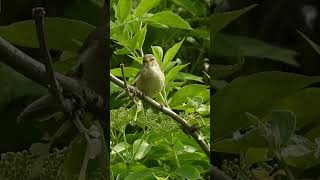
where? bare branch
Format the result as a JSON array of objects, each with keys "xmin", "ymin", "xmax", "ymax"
[{"xmin": 32, "ymin": 7, "xmax": 70, "ymax": 113}]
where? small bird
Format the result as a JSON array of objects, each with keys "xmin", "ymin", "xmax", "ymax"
[{"xmin": 134, "ymin": 54, "xmax": 165, "ymax": 98}]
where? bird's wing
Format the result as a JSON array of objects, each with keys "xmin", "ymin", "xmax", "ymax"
[{"xmin": 132, "ymin": 70, "xmax": 142, "ymax": 86}]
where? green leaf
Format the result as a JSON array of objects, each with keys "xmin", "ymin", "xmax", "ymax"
[
  {"xmin": 111, "ymin": 142, "xmax": 130, "ymax": 154},
  {"xmin": 115, "ymin": 47, "xmax": 131, "ymax": 55},
  {"xmin": 298, "ymin": 30, "xmax": 320, "ymax": 55},
  {"xmin": 245, "ymin": 148, "xmax": 269, "ymax": 165},
  {"xmin": 62, "ymin": 135, "xmax": 86, "ymax": 179},
  {"xmin": 130, "ymin": 25, "xmax": 147, "ymax": 50},
  {"xmin": 174, "ymin": 165, "xmax": 201, "ymax": 180},
  {"xmin": 213, "ymin": 57, "xmax": 245, "ymax": 79},
  {"xmin": 165, "ymin": 63, "xmax": 189, "ymax": 83},
  {"xmin": 132, "ymin": 139, "xmax": 151, "ymax": 160},
  {"xmin": 170, "ymin": 0, "xmax": 207, "ymax": 16},
  {"xmin": 213, "ymin": 71, "xmax": 320, "ymax": 139},
  {"xmin": 111, "ymin": 67, "xmax": 140, "ymax": 78},
  {"xmin": 211, "ymin": 4, "xmax": 257, "ymax": 40},
  {"xmin": 162, "ymin": 38, "xmax": 185, "ymax": 68},
  {"xmin": 272, "ymin": 88, "xmax": 320, "ymax": 129},
  {"xmin": 116, "ymin": 0, "xmax": 132, "ymax": 21},
  {"xmin": 268, "ymin": 110, "xmax": 296, "ymax": 147},
  {"xmin": 151, "ymin": 46, "xmax": 164, "ymax": 65},
  {"xmin": 175, "ymin": 72, "xmax": 203, "ymax": 82},
  {"xmin": 134, "ymin": 0, "xmax": 162, "ymax": 17},
  {"xmin": 0, "ymin": 18, "xmax": 94, "ymax": 51},
  {"xmin": 149, "ymin": 11, "xmax": 192, "ymax": 30},
  {"xmin": 212, "ymin": 128, "xmax": 269, "ymax": 154},
  {"xmin": 124, "ymin": 169, "xmax": 155, "ymax": 180},
  {"xmin": 0, "ymin": 64, "xmax": 46, "ymax": 110},
  {"xmin": 281, "ymin": 135, "xmax": 319, "ymax": 169},
  {"xmin": 212, "ymin": 33, "xmax": 299, "ymax": 67},
  {"xmin": 53, "ymin": 52, "xmax": 77, "ymax": 74},
  {"xmin": 170, "ymin": 84, "xmax": 209, "ymax": 107}
]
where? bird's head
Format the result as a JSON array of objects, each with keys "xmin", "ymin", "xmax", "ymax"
[{"xmin": 142, "ymin": 54, "xmax": 159, "ymax": 68}]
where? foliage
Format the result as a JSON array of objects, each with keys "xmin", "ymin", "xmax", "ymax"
[
  {"xmin": 212, "ymin": 1, "xmax": 320, "ymax": 179},
  {"xmin": 0, "ymin": 1, "xmax": 107, "ymax": 179},
  {"xmin": 110, "ymin": 0, "xmax": 210, "ymax": 179}
]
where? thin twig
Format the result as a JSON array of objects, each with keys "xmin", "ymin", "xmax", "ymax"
[
  {"xmin": 0, "ymin": 37, "xmax": 104, "ymax": 113},
  {"xmin": 120, "ymin": 63, "xmax": 137, "ymax": 104},
  {"xmin": 32, "ymin": 7, "xmax": 68, "ymax": 112}
]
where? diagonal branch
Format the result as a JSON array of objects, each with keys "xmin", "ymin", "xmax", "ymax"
[
  {"xmin": 110, "ymin": 73, "xmax": 210, "ymax": 156},
  {"xmin": 110, "ymin": 74, "xmax": 233, "ymax": 180}
]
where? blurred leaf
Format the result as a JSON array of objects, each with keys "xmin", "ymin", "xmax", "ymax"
[
  {"xmin": 111, "ymin": 67, "xmax": 140, "ymax": 78},
  {"xmin": 175, "ymin": 72, "xmax": 203, "ymax": 82},
  {"xmin": 213, "ymin": 71, "xmax": 320, "ymax": 139},
  {"xmin": 111, "ymin": 142, "xmax": 130, "ymax": 154},
  {"xmin": 0, "ymin": 64, "xmax": 46, "ymax": 109},
  {"xmin": 211, "ymin": 4, "xmax": 257, "ymax": 40},
  {"xmin": 170, "ymin": 0, "xmax": 207, "ymax": 16},
  {"xmin": 245, "ymin": 148, "xmax": 269, "ymax": 165},
  {"xmin": 165, "ymin": 63, "xmax": 189, "ymax": 83},
  {"xmin": 149, "ymin": 11, "xmax": 192, "ymax": 30},
  {"xmin": 212, "ymin": 33, "xmax": 299, "ymax": 66},
  {"xmin": 170, "ymin": 84, "xmax": 209, "ymax": 107},
  {"xmin": 174, "ymin": 165, "xmax": 201, "ymax": 180},
  {"xmin": 0, "ymin": 18, "xmax": 94, "ymax": 51},
  {"xmin": 133, "ymin": 139, "xmax": 151, "ymax": 160},
  {"xmin": 212, "ymin": 128, "xmax": 269, "ymax": 154},
  {"xmin": 130, "ymin": 25, "xmax": 147, "ymax": 50},
  {"xmin": 298, "ymin": 30, "xmax": 320, "ymax": 55},
  {"xmin": 134, "ymin": 0, "xmax": 162, "ymax": 17},
  {"xmin": 63, "ymin": 0, "xmax": 102, "ymax": 25},
  {"xmin": 53, "ymin": 52, "xmax": 77, "ymax": 74},
  {"xmin": 281, "ymin": 135, "xmax": 319, "ymax": 169},
  {"xmin": 189, "ymin": 29, "xmax": 209, "ymax": 40},
  {"xmin": 272, "ymin": 88, "xmax": 320, "ymax": 130},
  {"xmin": 115, "ymin": 47, "xmax": 131, "ymax": 55},
  {"xmin": 268, "ymin": 110, "xmax": 296, "ymax": 147},
  {"xmin": 162, "ymin": 38, "xmax": 185, "ymax": 68},
  {"xmin": 62, "ymin": 135, "xmax": 86, "ymax": 179},
  {"xmin": 124, "ymin": 169, "xmax": 155, "ymax": 180},
  {"xmin": 116, "ymin": 0, "xmax": 132, "ymax": 21},
  {"xmin": 151, "ymin": 46, "xmax": 164, "ymax": 65},
  {"xmin": 212, "ymin": 57, "xmax": 245, "ymax": 79}
]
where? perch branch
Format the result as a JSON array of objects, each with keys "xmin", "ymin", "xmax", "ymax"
[
  {"xmin": 111, "ymin": 74, "xmax": 233, "ymax": 180},
  {"xmin": 110, "ymin": 73, "xmax": 210, "ymax": 156}
]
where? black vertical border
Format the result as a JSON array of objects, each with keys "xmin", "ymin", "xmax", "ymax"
[
  {"xmin": 209, "ymin": 0, "xmax": 216, "ymax": 167},
  {"xmin": 103, "ymin": 0, "xmax": 111, "ymax": 179}
]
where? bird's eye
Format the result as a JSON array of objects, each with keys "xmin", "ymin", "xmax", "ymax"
[{"xmin": 151, "ymin": 58, "xmax": 155, "ymax": 61}]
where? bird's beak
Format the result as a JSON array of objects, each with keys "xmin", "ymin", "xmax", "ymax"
[{"xmin": 144, "ymin": 59, "xmax": 151, "ymax": 64}]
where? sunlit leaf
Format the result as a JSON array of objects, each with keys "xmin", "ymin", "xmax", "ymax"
[{"xmin": 149, "ymin": 11, "xmax": 192, "ymax": 30}]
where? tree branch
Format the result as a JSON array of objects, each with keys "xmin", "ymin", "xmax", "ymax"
[
  {"xmin": 0, "ymin": 37, "xmax": 104, "ymax": 113},
  {"xmin": 110, "ymin": 73, "xmax": 210, "ymax": 157},
  {"xmin": 110, "ymin": 74, "xmax": 233, "ymax": 180}
]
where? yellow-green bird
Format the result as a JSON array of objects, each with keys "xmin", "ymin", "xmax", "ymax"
[{"xmin": 134, "ymin": 54, "xmax": 165, "ymax": 97}]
